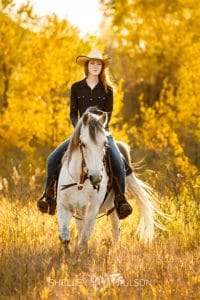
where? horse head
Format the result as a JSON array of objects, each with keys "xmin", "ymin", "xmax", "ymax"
[
  {"xmin": 80, "ymin": 111, "xmax": 108, "ymax": 186},
  {"xmin": 66, "ymin": 110, "xmax": 108, "ymax": 187}
]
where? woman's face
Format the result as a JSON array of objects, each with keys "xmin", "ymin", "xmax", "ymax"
[{"xmin": 88, "ymin": 59, "xmax": 103, "ymax": 76}]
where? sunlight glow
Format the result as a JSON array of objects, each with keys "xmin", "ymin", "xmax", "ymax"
[{"xmin": 14, "ymin": 0, "xmax": 103, "ymax": 36}]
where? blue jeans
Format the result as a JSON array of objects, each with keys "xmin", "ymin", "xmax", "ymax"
[
  {"xmin": 107, "ymin": 135, "xmax": 126, "ymax": 193},
  {"xmin": 46, "ymin": 139, "xmax": 70, "ymax": 188},
  {"xmin": 45, "ymin": 135, "xmax": 125, "ymax": 195}
]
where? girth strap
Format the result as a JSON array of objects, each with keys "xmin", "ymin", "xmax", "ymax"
[{"xmin": 73, "ymin": 205, "xmax": 115, "ymax": 221}]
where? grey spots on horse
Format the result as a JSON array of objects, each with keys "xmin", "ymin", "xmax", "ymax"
[{"xmin": 60, "ymin": 225, "xmax": 70, "ymax": 242}]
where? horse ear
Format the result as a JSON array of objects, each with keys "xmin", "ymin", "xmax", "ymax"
[
  {"xmin": 100, "ymin": 112, "xmax": 108, "ymax": 127},
  {"xmin": 82, "ymin": 112, "xmax": 89, "ymax": 125}
]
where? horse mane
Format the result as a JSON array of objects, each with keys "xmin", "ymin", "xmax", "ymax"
[{"xmin": 63, "ymin": 111, "xmax": 105, "ymax": 163}]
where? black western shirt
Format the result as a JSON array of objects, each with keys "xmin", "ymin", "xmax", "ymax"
[{"xmin": 70, "ymin": 78, "xmax": 113, "ymax": 130}]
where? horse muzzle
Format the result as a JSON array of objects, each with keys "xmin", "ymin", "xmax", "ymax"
[{"xmin": 89, "ymin": 174, "xmax": 103, "ymax": 187}]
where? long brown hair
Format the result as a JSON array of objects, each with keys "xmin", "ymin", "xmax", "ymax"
[{"xmin": 84, "ymin": 60, "xmax": 114, "ymax": 93}]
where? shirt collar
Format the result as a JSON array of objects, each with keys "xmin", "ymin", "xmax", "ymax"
[
  {"xmin": 81, "ymin": 78, "xmax": 88, "ymax": 87},
  {"xmin": 81, "ymin": 77, "xmax": 104, "ymax": 89}
]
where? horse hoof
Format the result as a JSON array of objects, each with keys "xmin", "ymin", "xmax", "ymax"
[
  {"xmin": 76, "ymin": 244, "xmax": 88, "ymax": 256},
  {"xmin": 64, "ymin": 246, "xmax": 70, "ymax": 257},
  {"xmin": 63, "ymin": 241, "xmax": 70, "ymax": 257},
  {"xmin": 59, "ymin": 237, "xmax": 70, "ymax": 254}
]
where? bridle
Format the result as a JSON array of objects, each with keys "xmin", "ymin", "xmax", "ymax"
[{"xmin": 61, "ymin": 138, "xmax": 107, "ymax": 191}]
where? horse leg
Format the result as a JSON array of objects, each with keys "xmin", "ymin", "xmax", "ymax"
[
  {"xmin": 74, "ymin": 218, "xmax": 84, "ymax": 253},
  {"xmin": 57, "ymin": 202, "xmax": 72, "ymax": 255},
  {"xmin": 109, "ymin": 210, "xmax": 120, "ymax": 245},
  {"xmin": 74, "ymin": 218, "xmax": 84, "ymax": 238},
  {"xmin": 77, "ymin": 204, "xmax": 99, "ymax": 253}
]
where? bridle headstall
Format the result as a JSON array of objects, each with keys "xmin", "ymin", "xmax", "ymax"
[{"xmin": 60, "ymin": 139, "xmax": 99, "ymax": 191}]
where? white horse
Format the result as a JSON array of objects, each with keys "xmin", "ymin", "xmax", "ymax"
[{"xmin": 57, "ymin": 111, "xmax": 165, "ymax": 253}]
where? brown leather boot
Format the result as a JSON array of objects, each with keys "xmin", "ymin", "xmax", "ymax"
[
  {"xmin": 114, "ymin": 194, "xmax": 132, "ymax": 219},
  {"xmin": 37, "ymin": 184, "xmax": 57, "ymax": 215},
  {"xmin": 37, "ymin": 195, "xmax": 57, "ymax": 215},
  {"xmin": 37, "ymin": 193, "xmax": 48, "ymax": 213}
]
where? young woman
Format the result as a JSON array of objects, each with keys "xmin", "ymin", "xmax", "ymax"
[{"xmin": 37, "ymin": 50, "xmax": 132, "ymax": 219}]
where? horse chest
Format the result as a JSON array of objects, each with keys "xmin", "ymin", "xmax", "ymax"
[{"xmin": 59, "ymin": 178, "xmax": 108, "ymax": 211}]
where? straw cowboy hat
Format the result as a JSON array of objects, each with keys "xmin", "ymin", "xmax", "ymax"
[{"xmin": 76, "ymin": 50, "xmax": 112, "ymax": 67}]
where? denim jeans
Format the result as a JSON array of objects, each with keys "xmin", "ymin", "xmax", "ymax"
[
  {"xmin": 106, "ymin": 135, "xmax": 126, "ymax": 193},
  {"xmin": 45, "ymin": 135, "xmax": 126, "ymax": 195},
  {"xmin": 45, "ymin": 139, "xmax": 70, "ymax": 188}
]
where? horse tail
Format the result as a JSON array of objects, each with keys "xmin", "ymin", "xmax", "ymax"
[
  {"xmin": 127, "ymin": 173, "xmax": 168, "ymax": 243},
  {"xmin": 117, "ymin": 141, "xmax": 168, "ymax": 243}
]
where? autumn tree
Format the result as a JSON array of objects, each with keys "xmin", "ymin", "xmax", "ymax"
[
  {"xmin": 99, "ymin": 0, "xmax": 200, "ymax": 175},
  {"xmin": 0, "ymin": 2, "xmax": 90, "ymax": 175}
]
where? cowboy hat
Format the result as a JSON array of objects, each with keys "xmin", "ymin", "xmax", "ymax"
[{"xmin": 76, "ymin": 50, "xmax": 111, "ymax": 67}]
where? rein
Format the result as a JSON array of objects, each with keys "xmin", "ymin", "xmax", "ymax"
[{"xmin": 73, "ymin": 206, "xmax": 116, "ymax": 221}]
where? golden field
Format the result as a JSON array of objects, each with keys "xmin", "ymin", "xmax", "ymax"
[{"xmin": 0, "ymin": 172, "xmax": 199, "ymax": 300}]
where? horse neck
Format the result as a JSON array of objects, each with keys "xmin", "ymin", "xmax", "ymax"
[{"xmin": 68, "ymin": 148, "xmax": 83, "ymax": 181}]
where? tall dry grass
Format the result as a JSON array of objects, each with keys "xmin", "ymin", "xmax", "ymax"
[{"xmin": 0, "ymin": 168, "xmax": 199, "ymax": 299}]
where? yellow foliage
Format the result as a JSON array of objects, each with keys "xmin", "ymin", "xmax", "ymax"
[{"xmin": 0, "ymin": 0, "xmax": 199, "ymax": 180}]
